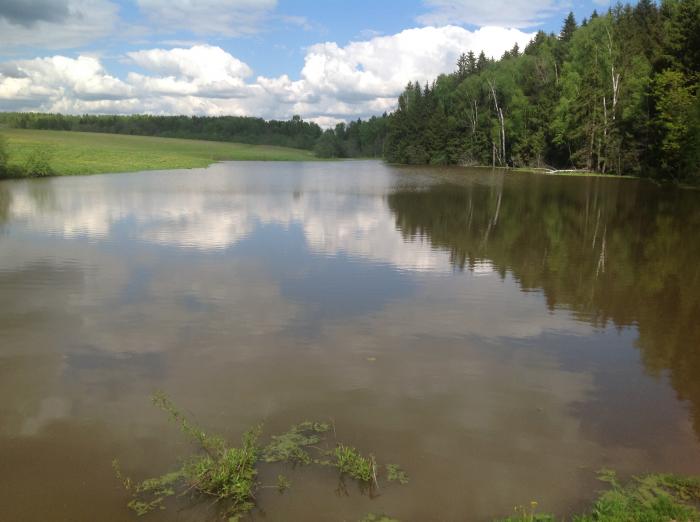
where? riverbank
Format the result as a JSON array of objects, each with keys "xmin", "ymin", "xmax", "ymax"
[
  {"xmin": 462, "ymin": 164, "xmax": 640, "ymax": 179},
  {"xmin": 0, "ymin": 128, "xmax": 320, "ymax": 178},
  {"xmin": 512, "ymin": 166, "xmax": 639, "ymax": 179}
]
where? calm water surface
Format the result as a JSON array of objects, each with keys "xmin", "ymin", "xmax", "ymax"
[{"xmin": 1, "ymin": 161, "xmax": 700, "ymax": 521}]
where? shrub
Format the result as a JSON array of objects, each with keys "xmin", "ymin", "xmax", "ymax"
[{"xmin": 24, "ymin": 148, "xmax": 53, "ymax": 177}]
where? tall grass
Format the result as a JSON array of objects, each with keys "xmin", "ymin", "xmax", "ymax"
[{"xmin": 0, "ymin": 128, "xmax": 321, "ymax": 178}]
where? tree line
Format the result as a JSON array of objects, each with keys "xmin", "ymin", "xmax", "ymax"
[
  {"xmin": 0, "ymin": 111, "xmax": 390, "ymax": 160},
  {"xmin": 0, "ymin": 113, "xmax": 324, "ymax": 151},
  {"xmin": 383, "ymin": 0, "xmax": 699, "ymax": 182}
]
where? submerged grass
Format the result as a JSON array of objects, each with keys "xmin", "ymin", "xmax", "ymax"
[
  {"xmin": 358, "ymin": 514, "xmax": 400, "ymax": 522},
  {"xmin": 573, "ymin": 470, "xmax": 700, "ymax": 522},
  {"xmin": 113, "ymin": 393, "xmax": 408, "ymax": 519},
  {"xmin": 386, "ymin": 464, "xmax": 409, "ymax": 485},
  {"xmin": 332, "ymin": 444, "xmax": 377, "ymax": 483},
  {"xmin": 114, "ymin": 393, "xmax": 261, "ymax": 518},
  {"xmin": 262, "ymin": 420, "xmax": 331, "ymax": 465},
  {"xmin": 497, "ymin": 469, "xmax": 700, "ymax": 522},
  {"xmin": 115, "ymin": 395, "xmax": 700, "ymax": 520},
  {"xmin": 0, "ymin": 128, "xmax": 319, "ymax": 178}
]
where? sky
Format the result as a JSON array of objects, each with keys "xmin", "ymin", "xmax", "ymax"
[{"xmin": 0, "ymin": 0, "xmax": 614, "ymax": 126}]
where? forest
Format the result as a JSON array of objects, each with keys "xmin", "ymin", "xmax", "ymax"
[
  {"xmin": 382, "ymin": 0, "xmax": 699, "ymax": 182},
  {"xmin": 0, "ymin": 113, "xmax": 324, "ymax": 151}
]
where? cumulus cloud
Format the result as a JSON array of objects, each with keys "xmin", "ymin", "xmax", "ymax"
[
  {"xmin": 261, "ymin": 25, "xmax": 533, "ymax": 122},
  {"xmin": 0, "ymin": 26, "xmax": 534, "ymax": 123},
  {"xmin": 128, "ymin": 46, "xmax": 252, "ymax": 80},
  {"xmin": 0, "ymin": 0, "xmax": 118, "ymax": 50},
  {"xmin": 136, "ymin": 0, "xmax": 277, "ymax": 36},
  {"xmin": 294, "ymin": 26, "xmax": 533, "ymax": 109},
  {"xmin": 418, "ymin": 0, "xmax": 567, "ymax": 28},
  {"xmin": 126, "ymin": 45, "xmax": 255, "ymax": 98},
  {"xmin": 0, "ymin": 55, "xmax": 131, "ymax": 105}
]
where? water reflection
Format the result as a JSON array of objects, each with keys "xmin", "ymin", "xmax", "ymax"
[
  {"xmin": 0, "ymin": 162, "xmax": 699, "ymax": 520},
  {"xmin": 388, "ymin": 173, "xmax": 700, "ymax": 435},
  {"xmin": 5, "ymin": 162, "xmax": 451, "ymax": 272}
]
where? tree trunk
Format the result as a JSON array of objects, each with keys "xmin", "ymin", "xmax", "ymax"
[{"xmin": 487, "ymin": 79, "xmax": 506, "ymax": 166}]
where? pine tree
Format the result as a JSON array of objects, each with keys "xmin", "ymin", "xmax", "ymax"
[
  {"xmin": 560, "ymin": 12, "xmax": 577, "ymax": 42},
  {"xmin": 476, "ymin": 51, "xmax": 488, "ymax": 72},
  {"xmin": 456, "ymin": 53, "xmax": 469, "ymax": 80},
  {"xmin": 466, "ymin": 51, "xmax": 477, "ymax": 74}
]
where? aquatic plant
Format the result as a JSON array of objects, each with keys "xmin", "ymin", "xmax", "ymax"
[
  {"xmin": 359, "ymin": 514, "xmax": 399, "ymax": 522},
  {"xmin": 114, "ymin": 393, "xmax": 261, "ymax": 518},
  {"xmin": 332, "ymin": 444, "xmax": 377, "ymax": 484},
  {"xmin": 498, "ymin": 500, "xmax": 553, "ymax": 522},
  {"xmin": 113, "ymin": 393, "xmax": 408, "ymax": 519},
  {"xmin": 386, "ymin": 464, "xmax": 409, "ymax": 485},
  {"xmin": 275, "ymin": 474, "xmax": 291, "ymax": 492},
  {"xmin": 496, "ymin": 469, "xmax": 700, "ymax": 521},
  {"xmin": 262, "ymin": 421, "xmax": 330, "ymax": 465},
  {"xmin": 574, "ymin": 469, "xmax": 700, "ymax": 522}
]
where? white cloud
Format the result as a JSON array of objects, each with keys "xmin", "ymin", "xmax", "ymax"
[
  {"xmin": 136, "ymin": 0, "xmax": 277, "ymax": 36},
  {"xmin": 418, "ymin": 0, "xmax": 567, "ymax": 28},
  {"xmin": 126, "ymin": 45, "xmax": 254, "ymax": 98},
  {"xmin": 0, "ymin": 26, "xmax": 534, "ymax": 123},
  {"xmin": 258, "ymin": 25, "xmax": 533, "ymax": 121},
  {"xmin": 128, "ymin": 45, "xmax": 252, "ymax": 81},
  {"xmin": 0, "ymin": 0, "xmax": 119, "ymax": 50},
  {"xmin": 0, "ymin": 55, "xmax": 131, "ymax": 104},
  {"xmin": 295, "ymin": 26, "xmax": 534, "ymax": 105}
]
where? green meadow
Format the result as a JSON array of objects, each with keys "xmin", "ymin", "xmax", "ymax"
[{"xmin": 0, "ymin": 128, "xmax": 319, "ymax": 177}]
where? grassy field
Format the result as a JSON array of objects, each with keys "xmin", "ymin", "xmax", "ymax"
[{"xmin": 0, "ymin": 128, "xmax": 319, "ymax": 177}]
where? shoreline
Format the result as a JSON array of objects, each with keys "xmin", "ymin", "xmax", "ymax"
[{"xmin": 466, "ymin": 164, "xmax": 640, "ymax": 179}]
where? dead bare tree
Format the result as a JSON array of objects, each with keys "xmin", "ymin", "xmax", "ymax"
[{"xmin": 486, "ymin": 79, "xmax": 506, "ymax": 166}]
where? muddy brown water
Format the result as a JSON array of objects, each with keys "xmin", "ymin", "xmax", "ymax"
[{"xmin": 1, "ymin": 161, "xmax": 699, "ymax": 521}]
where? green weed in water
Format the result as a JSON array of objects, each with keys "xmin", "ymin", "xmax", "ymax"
[
  {"xmin": 495, "ymin": 469, "xmax": 700, "ymax": 521},
  {"xmin": 262, "ymin": 421, "xmax": 330, "ymax": 465},
  {"xmin": 386, "ymin": 464, "xmax": 409, "ymax": 485},
  {"xmin": 276, "ymin": 474, "xmax": 291, "ymax": 493},
  {"xmin": 358, "ymin": 514, "xmax": 400, "ymax": 522},
  {"xmin": 497, "ymin": 500, "xmax": 553, "ymax": 522},
  {"xmin": 332, "ymin": 444, "xmax": 377, "ymax": 484},
  {"xmin": 573, "ymin": 469, "xmax": 700, "ymax": 522},
  {"xmin": 113, "ymin": 394, "xmax": 407, "ymax": 519}
]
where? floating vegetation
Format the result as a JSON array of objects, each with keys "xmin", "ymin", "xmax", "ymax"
[
  {"xmin": 358, "ymin": 514, "xmax": 399, "ymax": 522},
  {"xmin": 497, "ymin": 500, "xmax": 552, "ymax": 522},
  {"xmin": 113, "ymin": 393, "xmax": 408, "ymax": 519},
  {"xmin": 262, "ymin": 421, "xmax": 330, "ymax": 465},
  {"xmin": 275, "ymin": 474, "xmax": 291, "ymax": 493},
  {"xmin": 496, "ymin": 469, "xmax": 700, "ymax": 521},
  {"xmin": 574, "ymin": 470, "xmax": 700, "ymax": 522},
  {"xmin": 386, "ymin": 464, "xmax": 409, "ymax": 485},
  {"xmin": 332, "ymin": 444, "xmax": 377, "ymax": 484}
]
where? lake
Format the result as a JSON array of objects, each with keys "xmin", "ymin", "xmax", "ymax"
[{"xmin": 1, "ymin": 160, "xmax": 699, "ymax": 521}]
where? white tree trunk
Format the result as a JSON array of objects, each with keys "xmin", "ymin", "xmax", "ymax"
[{"xmin": 487, "ymin": 79, "xmax": 506, "ymax": 166}]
